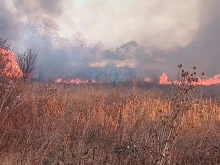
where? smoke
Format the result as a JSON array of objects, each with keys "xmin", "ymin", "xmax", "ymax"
[
  {"xmin": 12, "ymin": 0, "xmax": 64, "ymax": 17},
  {"xmin": 155, "ymin": 0, "xmax": 220, "ymax": 77},
  {"xmin": 0, "ymin": 0, "xmax": 65, "ymax": 41},
  {"xmin": 0, "ymin": 1, "xmax": 21, "ymax": 40},
  {"xmin": 57, "ymin": 0, "xmax": 199, "ymax": 50},
  {"xmin": 1, "ymin": 0, "xmax": 220, "ymax": 80},
  {"xmin": 11, "ymin": 15, "xmax": 138, "ymax": 80}
]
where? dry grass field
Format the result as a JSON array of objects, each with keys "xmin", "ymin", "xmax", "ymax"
[
  {"xmin": 1, "ymin": 1, "xmax": 220, "ymax": 164},
  {"xmin": 1, "ymin": 76, "xmax": 220, "ymax": 165}
]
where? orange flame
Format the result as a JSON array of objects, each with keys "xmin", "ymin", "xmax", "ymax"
[
  {"xmin": 197, "ymin": 75, "xmax": 220, "ymax": 86},
  {"xmin": 0, "ymin": 48, "xmax": 23, "ymax": 77},
  {"xmin": 144, "ymin": 77, "xmax": 152, "ymax": 83},
  {"xmin": 159, "ymin": 73, "xmax": 172, "ymax": 84},
  {"xmin": 156, "ymin": 73, "xmax": 220, "ymax": 86}
]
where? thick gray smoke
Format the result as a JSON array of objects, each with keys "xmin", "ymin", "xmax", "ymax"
[
  {"xmin": 1, "ymin": 0, "xmax": 220, "ymax": 81},
  {"xmin": 155, "ymin": 0, "xmax": 220, "ymax": 77},
  {"xmin": 13, "ymin": 0, "xmax": 63, "ymax": 17},
  {"xmin": 12, "ymin": 16, "xmax": 140, "ymax": 80},
  {"xmin": 0, "ymin": 0, "xmax": 62, "ymax": 53},
  {"xmin": 0, "ymin": 0, "xmax": 64, "ymax": 40},
  {"xmin": 0, "ymin": 1, "xmax": 21, "ymax": 40}
]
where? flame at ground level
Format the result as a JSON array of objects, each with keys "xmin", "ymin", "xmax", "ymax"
[
  {"xmin": 152, "ymin": 73, "xmax": 220, "ymax": 86},
  {"xmin": 57, "ymin": 73, "xmax": 220, "ymax": 86},
  {"xmin": 1, "ymin": 47, "xmax": 219, "ymax": 86},
  {"xmin": 0, "ymin": 48, "xmax": 23, "ymax": 77}
]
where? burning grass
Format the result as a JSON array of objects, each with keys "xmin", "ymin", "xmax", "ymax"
[
  {"xmin": 0, "ymin": 48, "xmax": 23, "ymax": 78},
  {"xmin": 1, "ymin": 67, "xmax": 220, "ymax": 164}
]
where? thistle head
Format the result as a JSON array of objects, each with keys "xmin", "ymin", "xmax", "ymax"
[{"xmin": 178, "ymin": 64, "xmax": 183, "ymax": 68}]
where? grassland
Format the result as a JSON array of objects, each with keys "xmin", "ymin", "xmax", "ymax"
[{"xmin": 1, "ymin": 78, "xmax": 220, "ymax": 165}]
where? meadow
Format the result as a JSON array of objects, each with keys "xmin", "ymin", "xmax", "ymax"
[{"xmin": 1, "ymin": 72, "xmax": 220, "ymax": 165}]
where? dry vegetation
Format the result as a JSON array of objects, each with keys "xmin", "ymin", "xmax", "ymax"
[{"xmin": 1, "ymin": 66, "xmax": 220, "ymax": 165}]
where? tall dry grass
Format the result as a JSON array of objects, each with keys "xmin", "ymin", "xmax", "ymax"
[{"xmin": 1, "ymin": 69, "xmax": 220, "ymax": 164}]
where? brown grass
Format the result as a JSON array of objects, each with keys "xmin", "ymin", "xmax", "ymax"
[{"xmin": 1, "ymin": 76, "xmax": 220, "ymax": 164}]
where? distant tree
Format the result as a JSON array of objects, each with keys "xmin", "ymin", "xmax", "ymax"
[
  {"xmin": 0, "ymin": 28, "xmax": 11, "ymax": 82},
  {"xmin": 0, "ymin": 37, "xmax": 11, "ymax": 50},
  {"xmin": 72, "ymin": 32, "xmax": 87, "ymax": 48},
  {"xmin": 17, "ymin": 49, "xmax": 38, "ymax": 79}
]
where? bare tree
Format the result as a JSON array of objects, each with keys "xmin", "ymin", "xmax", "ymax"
[
  {"xmin": 90, "ymin": 41, "xmax": 103, "ymax": 56},
  {"xmin": 17, "ymin": 49, "xmax": 38, "ymax": 79},
  {"xmin": 0, "ymin": 37, "xmax": 11, "ymax": 50},
  {"xmin": 0, "ymin": 28, "xmax": 11, "ymax": 50},
  {"xmin": 0, "ymin": 28, "xmax": 11, "ymax": 82},
  {"xmin": 72, "ymin": 31, "xmax": 87, "ymax": 48}
]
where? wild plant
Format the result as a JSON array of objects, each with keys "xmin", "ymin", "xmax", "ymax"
[{"xmin": 155, "ymin": 64, "xmax": 205, "ymax": 164}]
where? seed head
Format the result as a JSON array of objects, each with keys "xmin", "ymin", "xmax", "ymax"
[
  {"xmin": 182, "ymin": 72, "xmax": 188, "ymax": 77},
  {"xmin": 193, "ymin": 66, "xmax": 196, "ymax": 70},
  {"xmin": 178, "ymin": 64, "xmax": 183, "ymax": 68},
  {"xmin": 187, "ymin": 77, "xmax": 191, "ymax": 83},
  {"xmin": 202, "ymin": 72, "xmax": 205, "ymax": 76}
]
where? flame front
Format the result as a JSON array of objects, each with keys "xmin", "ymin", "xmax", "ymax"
[
  {"xmin": 157, "ymin": 73, "xmax": 220, "ymax": 86},
  {"xmin": 0, "ymin": 48, "xmax": 23, "ymax": 77},
  {"xmin": 57, "ymin": 73, "xmax": 220, "ymax": 86},
  {"xmin": 159, "ymin": 73, "xmax": 172, "ymax": 84}
]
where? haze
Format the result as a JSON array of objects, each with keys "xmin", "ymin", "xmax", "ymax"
[{"xmin": 0, "ymin": 0, "xmax": 219, "ymax": 79}]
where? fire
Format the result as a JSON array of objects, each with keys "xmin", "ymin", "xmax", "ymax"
[
  {"xmin": 0, "ymin": 48, "xmax": 23, "ymax": 77},
  {"xmin": 157, "ymin": 73, "xmax": 220, "ymax": 86},
  {"xmin": 57, "ymin": 72, "xmax": 220, "ymax": 86},
  {"xmin": 56, "ymin": 78, "xmax": 98, "ymax": 84},
  {"xmin": 198, "ymin": 75, "xmax": 220, "ymax": 86},
  {"xmin": 159, "ymin": 73, "xmax": 172, "ymax": 84},
  {"xmin": 144, "ymin": 77, "xmax": 152, "ymax": 83}
]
